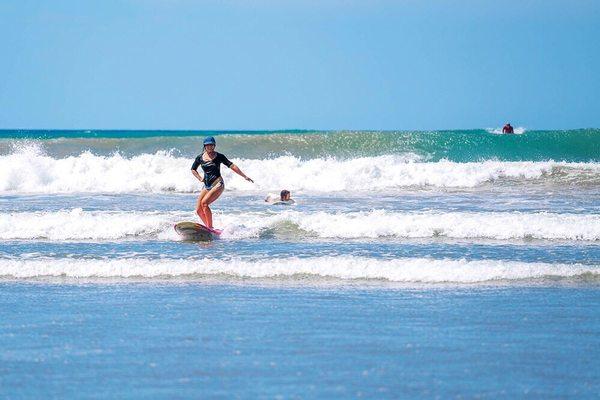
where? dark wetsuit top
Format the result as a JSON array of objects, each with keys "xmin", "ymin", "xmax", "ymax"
[
  {"xmin": 502, "ymin": 125, "xmax": 514, "ymax": 134},
  {"xmin": 191, "ymin": 152, "xmax": 233, "ymax": 186}
]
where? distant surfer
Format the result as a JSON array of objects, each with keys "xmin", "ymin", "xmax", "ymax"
[
  {"xmin": 265, "ymin": 190, "xmax": 295, "ymax": 205},
  {"xmin": 502, "ymin": 123, "xmax": 515, "ymax": 134},
  {"xmin": 191, "ymin": 136, "xmax": 254, "ymax": 229}
]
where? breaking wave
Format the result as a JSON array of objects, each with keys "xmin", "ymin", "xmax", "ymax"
[
  {"xmin": 2, "ymin": 129, "xmax": 599, "ymax": 162},
  {"xmin": 1, "ymin": 145, "xmax": 598, "ymax": 194},
  {"xmin": 1, "ymin": 209, "xmax": 598, "ymax": 241},
  {"xmin": 0, "ymin": 256, "xmax": 597, "ymax": 283}
]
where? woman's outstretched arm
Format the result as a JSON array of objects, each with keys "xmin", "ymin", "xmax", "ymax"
[{"xmin": 230, "ymin": 164, "xmax": 254, "ymax": 183}]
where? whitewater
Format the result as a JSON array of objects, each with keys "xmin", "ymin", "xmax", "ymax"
[
  {"xmin": 1, "ymin": 257, "xmax": 598, "ymax": 283},
  {"xmin": 1, "ymin": 209, "xmax": 599, "ymax": 241},
  {"xmin": 2, "ymin": 145, "xmax": 600, "ymax": 193},
  {"xmin": 0, "ymin": 129, "xmax": 598, "ymax": 284}
]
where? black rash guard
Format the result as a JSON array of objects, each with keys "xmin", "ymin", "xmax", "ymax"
[{"xmin": 191, "ymin": 152, "xmax": 233, "ymax": 186}]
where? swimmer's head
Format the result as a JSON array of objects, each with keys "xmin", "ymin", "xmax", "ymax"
[{"xmin": 280, "ymin": 190, "xmax": 291, "ymax": 201}]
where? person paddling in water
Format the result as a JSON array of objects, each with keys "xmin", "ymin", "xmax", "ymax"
[
  {"xmin": 191, "ymin": 136, "xmax": 253, "ymax": 229},
  {"xmin": 502, "ymin": 123, "xmax": 515, "ymax": 134}
]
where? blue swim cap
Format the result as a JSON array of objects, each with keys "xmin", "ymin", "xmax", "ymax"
[{"xmin": 203, "ymin": 136, "xmax": 216, "ymax": 146}]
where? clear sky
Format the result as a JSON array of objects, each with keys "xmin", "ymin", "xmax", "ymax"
[{"xmin": 1, "ymin": 0, "xmax": 599, "ymax": 130}]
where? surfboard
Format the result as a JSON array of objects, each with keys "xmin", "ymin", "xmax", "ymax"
[
  {"xmin": 270, "ymin": 200, "xmax": 295, "ymax": 206},
  {"xmin": 174, "ymin": 221, "xmax": 221, "ymax": 241}
]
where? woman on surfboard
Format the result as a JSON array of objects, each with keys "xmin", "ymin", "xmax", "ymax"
[{"xmin": 191, "ymin": 136, "xmax": 254, "ymax": 230}]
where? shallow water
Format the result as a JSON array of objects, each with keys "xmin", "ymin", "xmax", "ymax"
[
  {"xmin": 1, "ymin": 284, "xmax": 599, "ymax": 398},
  {"xmin": 1, "ymin": 130, "xmax": 599, "ymax": 397}
]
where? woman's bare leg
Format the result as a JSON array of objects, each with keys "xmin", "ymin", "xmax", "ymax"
[
  {"xmin": 195, "ymin": 188, "xmax": 209, "ymax": 225},
  {"xmin": 200, "ymin": 184, "xmax": 224, "ymax": 228}
]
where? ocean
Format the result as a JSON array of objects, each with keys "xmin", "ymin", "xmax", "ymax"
[{"xmin": 1, "ymin": 129, "xmax": 599, "ymax": 398}]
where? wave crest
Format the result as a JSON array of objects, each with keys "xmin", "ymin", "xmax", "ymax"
[
  {"xmin": 1, "ymin": 146, "xmax": 598, "ymax": 193},
  {"xmin": 0, "ymin": 256, "xmax": 597, "ymax": 283},
  {"xmin": 1, "ymin": 209, "xmax": 598, "ymax": 241},
  {"xmin": 3, "ymin": 129, "xmax": 599, "ymax": 162}
]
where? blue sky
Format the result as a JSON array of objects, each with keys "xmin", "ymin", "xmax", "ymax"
[{"xmin": 1, "ymin": 0, "xmax": 599, "ymax": 130}]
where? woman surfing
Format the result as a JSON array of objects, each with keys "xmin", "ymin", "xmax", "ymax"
[{"xmin": 191, "ymin": 136, "xmax": 253, "ymax": 230}]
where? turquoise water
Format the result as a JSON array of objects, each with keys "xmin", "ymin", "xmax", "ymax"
[
  {"xmin": 0, "ymin": 129, "xmax": 313, "ymax": 138},
  {"xmin": 2, "ymin": 128, "xmax": 599, "ymax": 161},
  {"xmin": 1, "ymin": 129, "xmax": 599, "ymax": 397}
]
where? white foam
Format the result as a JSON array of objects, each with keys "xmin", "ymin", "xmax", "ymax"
[
  {"xmin": 0, "ymin": 147, "xmax": 196, "ymax": 193},
  {"xmin": 1, "ymin": 209, "xmax": 598, "ymax": 241},
  {"xmin": 1, "ymin": 145, "xmax": 598, "ymax": 193},
  {"xmin": 0, "ymin": 256, "xmax": 596, "ymax": 283},
  {"xmin": 222, "ymin": 210, "xmax": 600, "ymax": 241},
  {"xmin": 0, "ymin": 209, "xmax": 183, "ymax": 241}
]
